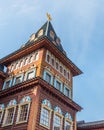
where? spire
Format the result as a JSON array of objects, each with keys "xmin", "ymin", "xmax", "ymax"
[{"xmin": 25, "ymin": 15, "xmax": 66, "ymax": 55}]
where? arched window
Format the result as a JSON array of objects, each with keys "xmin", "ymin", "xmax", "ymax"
[
  {"xmin": 64, "ymin": 112, "xmax": 73, "ymax": 130},
  {"xmin": 2, "ymin": 99, "xmax": 17, "ymax": 126},
  {"xmin": 40, "ymin": 99, "xmax": 52, "ymax": 129},
  {"xmin": 0, "ymin": 104, "xmax": 5, "ymax": 124},
  {"xmin": 16, "ymin": 96, "xmax": 31, "ymax": 123},
  {"xmin": 53, "ymin": 106, "xmax": 63, "ymax": 130}
]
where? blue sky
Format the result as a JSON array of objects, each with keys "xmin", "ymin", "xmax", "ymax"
[{"xmin": 0, "ymin": 0, "xmax": 104, "ymax": 122}]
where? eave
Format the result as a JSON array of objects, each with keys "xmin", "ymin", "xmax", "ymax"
[
  {"xmin": 0, "ymin": 77, "xmax": 82, "ymax": 112},
  {"xmin": 0, "ymin": 37, "xmax": 82, "ymax": 76}
]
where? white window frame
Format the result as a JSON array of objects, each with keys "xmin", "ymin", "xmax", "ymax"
[
  {"xmin": 13, "ymin": 74, "xmax": 24, "ymax": 85},
  {"xmin": 25, "ymin": 68, "xmax": 36, "ymax": 81},
  {"xmin": 40, "ymin": 104, "xmax": 52, "ymax": 129},
  {"xmin": 64, "ymin": 119, "xmax": 73, "ymax": 130},
  {"xmin": 43, "ymin": 70, "xmax": 53, "ymax": 85},
  {"xmin": 2, "ymin": 78, "xmax": 13, "ymax": 90},
  {"xmin": 53, "ymin": 112, "xmax": 63, "ymax": 130},
  {"xmin": 16, "ymin": 102, "xmax": 31, "ymax": 124},
  {"xmin": 2, "ymin": 105, "xmax": 16, "ymax": 127},
  {"xmin": 54, "ymin": 78, "xmax": 62, "ymax": 92},
  {"xmin": 34, "ymin": 52, "xmax": 39, "ymax": 61},
  {"xmin": 64, "ymin": 85, "xmax": 71, "ymax": 98}
]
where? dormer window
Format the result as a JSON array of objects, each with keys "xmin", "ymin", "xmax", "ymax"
[
  {"xmin": 56, "ymin": 37, "xmax": 61, "ymax": 45},
  {"xmin": 38, "ymin": 29, "xmax": 43, "ymax": 37},
  {"xmin": 50, "ymin": 30, "xmax": 55, "ymax": 40}
]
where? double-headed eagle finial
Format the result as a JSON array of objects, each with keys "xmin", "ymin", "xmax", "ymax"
[{"xmin": 46, "ymin": 13, "xmax": 52, "ymax": 21}]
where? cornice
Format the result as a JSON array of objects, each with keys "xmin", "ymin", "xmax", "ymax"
[
  {"xmin": 0, "ymin": 37, "xmax": 82, "ymax": 76},
  {"xmin": 0, "ymin": 77, "xmax": 82, "ymax": 111}
]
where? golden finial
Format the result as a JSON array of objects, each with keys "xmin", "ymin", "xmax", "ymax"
[{"xmin": 46, "ymin": 13, "xmax": 52, "ymax": 21}]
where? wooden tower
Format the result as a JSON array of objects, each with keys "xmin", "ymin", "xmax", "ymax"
[{"xmin": 0, "ymin": 16, "xmax": 82, "ymax": 130}]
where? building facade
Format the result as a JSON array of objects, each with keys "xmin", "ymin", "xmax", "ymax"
[
  {"xmin": 77, "ymin": 120, "xmax": 104, "ymax": 130},
  {"xmin": 0, "ymin": 19, "xmax": 82, "ymax": 130}
]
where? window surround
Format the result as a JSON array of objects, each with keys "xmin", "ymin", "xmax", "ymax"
[
  {"xmin": 64, "ymin": 85, "xmax": 71, "ymax": 98},
  {"xmin": 53, "ymin": 112, "xmax": 63, "ymax": 130},
  {"xmin": 25, "ymin": 68, "xmax": 36, "ymax": 81},
  {"xmin": 40, "ymin": 99, "xmax": 52, "ymax": 129},
  {"xmin": 16, "ymin": 101, "xmax": 31, "ymax": 124},
  {"xmin": 54, "ymin": 78, "xmax": 62, "ymax": 92},
  {"xmin": 2, "ymin": 100, "xmax": 17, "ymax": 127},
  {"xmin": 64, "ymin": 113, "xmax": 73, "ymax": 130},
  {"xmin": 13, "ymin": 74, "xmax": 24, "ymax": 85},
  {"xmin": 43, "ymin": 70, "xmax": 53, "ymax": 85},
  {"xmin": 3, "ymin": 78, "xmax": 13, "ymax": 90},
  {"xmin": 0, "ymin": 104, "xmax": 5, "ymax": 124}
]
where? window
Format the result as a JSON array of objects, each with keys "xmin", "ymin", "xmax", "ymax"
[
  {"xmin": 40, "ymin": 99, "xmax": 52, "ymax": 129},
  {"xmin": 10, "ymin": 64, "xmax": 14, "ymax": 72},
  {"xmin": 53, "ymin": 114, "xmax": 62, "ymax": 130},
  {"xmin": 55, "ymin": 79, "xmax": 62, "ymax": 92},
  {"xmin": 38, "ymin": 29, "xmax": 43, "ymax": 37},
  {"xmin": 50, "ymin": 30, "xmax": 55, "ymax": 40},
  {"xmin": 60, "ymin": 66, "xmax": 63, "ymax": 73},
  {"xmin": 13, "ymin": 74, "xmax": 23, "ymax": 85},
  {"xmin": 56, "ymin": 62, "xmax": 59, "ymax": 70},
  {"xmin": 34, "ymin": 52, "xmax": 39, "ymax": 61},
  {"xmin": 19, "ymin": 60, "xmax": 23, "ymax": 68},
  {"xmin": 16, "ymin": 96, "xmax": 31, "ymax": 123},
  {"xmin": 56, "ymin": 81, "xmax": 61, "ymax": 91},
  {"xmin": 64, "ymin": 86, "xmax": 71, "ymax": 98},
  {"xmin": 53, "ymin": 106, "xmax": 63, "ymax": 130},
  {"xmin": 64, "ymin": 69, "xmax": 66, "ymax": 77},
  {"xmin": 43, "ymin": 70, "xmax": 53, "ymax": 85},
  {"xmin": 29, "ymin": 55, "xmax": 34, "ymax": 63},
  {"xmin": 64, "ymin": 113, "xmax": 73, "ymax": 130},
  {"xmin": 24, "ymin": 58, "xmax": 28, "ymax": 65},
  {"xmin": 52, "ymin": 58, "xmax": 54, "ymax": 66},
  {"xmin": 15, "ymin": 62, "xmax": 19, "ymax": 69},
  {"xmin": 25, "ymin": 69, "xmax": 36, "ymax": 81},
  {"xmin": 46, "ymin": 73, "xmax": 51, "ymax": 84},
  {"xmin": 15, "ymin": 76, "xmax": 22, "ymax": 84},
  {"xmin": 0, "ymin": 104, "xmax": 5, "ymax": 124},
  {"xmin": 64, "ymin": 121, "xmax": 71, "ymax": 130},
  {"xmin": 46, "ymin": 54, "xmax": 50, "ymax": 63},
  {"xmin": 3, "ymin": 99, "xmax": 17, "ymax": 126},
  {"xmin": 67, "ymin": 72, "xmax": 70, "ymax": 80},
  {"xmin": 3, "ymin": 79, "xmax": 12, "ymax": 90}
]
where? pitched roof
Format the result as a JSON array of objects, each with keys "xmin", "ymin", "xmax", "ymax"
[{"xmin": 24, "ymin": 21, "xmax": 66, "ymax": 55}]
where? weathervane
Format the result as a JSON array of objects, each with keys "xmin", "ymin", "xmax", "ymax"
[{"xmin": 46, "ymin": 13, "xmax": 52, "ymax": 21}]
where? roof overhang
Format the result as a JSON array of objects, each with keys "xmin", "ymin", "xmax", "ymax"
[{"xmin": 0, "ymin": 37, "xmax": 83, "ymax": 76}]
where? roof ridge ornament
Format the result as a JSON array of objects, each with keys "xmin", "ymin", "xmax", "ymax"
[{"xmin": 46, "ymin": 13, "xmax": 52, "ymax": 21}]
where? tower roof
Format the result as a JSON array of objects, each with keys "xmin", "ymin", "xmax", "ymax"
[{"xmin": 25, "ymin": 20, "xmax": 66, "ymax": 55}]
